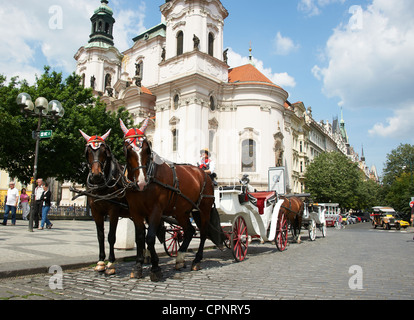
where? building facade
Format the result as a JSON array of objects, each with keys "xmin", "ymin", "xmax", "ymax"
[{"xmin": 60, "ymin": 0, "xmax": 376, "ymax": 205}]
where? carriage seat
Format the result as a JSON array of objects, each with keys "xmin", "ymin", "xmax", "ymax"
[{"xmin": 247, "ymin": 191, "xmax": 277, "ymax": 215}]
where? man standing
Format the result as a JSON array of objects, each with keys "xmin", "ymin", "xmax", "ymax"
[
  {"xmin": 2, "ymin": 182, "xmax": 19, "ymax": 226},
  {"xmin": 33, "ymin": 178, "xmax": 44, "ymax": 229}
]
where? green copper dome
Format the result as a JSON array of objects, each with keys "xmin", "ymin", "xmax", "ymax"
[
  {"xmin": 94, "ymin": 0, "xmax": 113, "ymax": 16},
  {"xmin": 89, "ymin": 0, "xmax": 115, "ymax": 46}
]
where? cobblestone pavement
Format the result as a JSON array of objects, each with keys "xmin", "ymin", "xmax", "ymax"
[{"xmin": 0, "ymin": 222, "xmax": 413, "ymax": 303}]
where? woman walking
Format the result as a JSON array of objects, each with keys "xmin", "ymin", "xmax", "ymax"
[
  {"xmin": 39, "ymin": 182, "xmax": 53, "ymax": 230},
  {"xmin": 20, "ymin": 188, "xmax": 30, "ymax": 220}
]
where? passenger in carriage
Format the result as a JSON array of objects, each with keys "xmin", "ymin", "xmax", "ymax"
[{"xmin": 197, "ymin": 148, "xmax": 217, "ymax": 186}]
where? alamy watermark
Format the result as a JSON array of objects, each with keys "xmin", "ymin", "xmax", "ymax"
[
  {"xmin": 49, "ymin": 265, "xmax": 63, "ymax": 290},
  {"xmin": 49, "ymin": 5, "xmax": 63, "ymax": 30},
  {"xmin": 348, "ymin": 265, "xmax": 363, "ymax": 290},
  {"xmin": 349, "ymin": 5, "xmax": 363, "ymax": 31}
]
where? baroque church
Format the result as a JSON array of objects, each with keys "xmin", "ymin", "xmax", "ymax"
[{"xmin": 62, "ymin": 0, "xmax": 375, "ymax": 205}]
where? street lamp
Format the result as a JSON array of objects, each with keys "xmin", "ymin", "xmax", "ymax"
[{"xmin": 16, "ymin": 93, "xmax": 64, "ymax": 232}]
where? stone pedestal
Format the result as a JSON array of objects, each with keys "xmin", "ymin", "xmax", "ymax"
[{"xmin": 114, "ymin": 218, "xmax": 135, "ymax": 249}]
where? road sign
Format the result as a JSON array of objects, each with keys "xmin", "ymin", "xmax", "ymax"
[
  {"xmin": 410, "ymin": 201, "xmax": 414, "ymax": 208},
  {"xmin": 39, "ymin": 130, "xmax": 52, "ymax": 139}
]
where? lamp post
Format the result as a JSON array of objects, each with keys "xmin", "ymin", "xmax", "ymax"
[{"xmin": 16, "ymin": 93, "xmax": 64, "ymax": 232}]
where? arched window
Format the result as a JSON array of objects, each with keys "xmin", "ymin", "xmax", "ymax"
[
  {"xmin": 177, "ymin": 31, "xmax": 184, "ymax": 56},
  {"xmin": 209, "ymin": 96, "xmax": 216, "ymax": 111},
  {"xmin": 241, "ymin": 139, "xmax": 256, "ymax": 172},
  {"xmin": 172, "ymin": 129, "xmax": 178, "ymax": 152},
  {"xmin": 208, "ymin": 32, "xmax": 214, "ymax": 56},
  {"xmin": 173, "ymin": 94, "xmax": 180, "ymax": 110}
]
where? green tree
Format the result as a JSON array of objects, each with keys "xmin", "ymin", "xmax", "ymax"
[
  {"xmin": 304, "ymin": 151, "xmax": 361, "ymax": 209},
  {"xmin": 381, "ymin": 144, "xmax": 414, "ymax": 214},
  {"xmin": 0, "ymin": 67, "xmax": 132, "ymax": 185}
]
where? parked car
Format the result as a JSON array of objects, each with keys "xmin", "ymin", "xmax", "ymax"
[{"xmin": 350, "ymin": 215, "xmax": 361, "ymax": 223}]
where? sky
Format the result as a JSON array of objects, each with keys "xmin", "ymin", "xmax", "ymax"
[{"xmin": 1, "ymin": 0, "xmax": 414, "ymax": 177}]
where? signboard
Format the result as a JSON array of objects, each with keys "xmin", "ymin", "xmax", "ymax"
[
  {"xmin": 410, "ymin": 201, "xmax": 414, "ymax": 208},
  {"xmin": 268, "ymin": 167, "xmax": 286, "ymax": 195},
  {"xmin": 39, "ymin": 130, "xmax": 52, "ymax": 139}
]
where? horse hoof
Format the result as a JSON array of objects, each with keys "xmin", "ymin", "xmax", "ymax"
[
  {"xmin": 150, "ymin": 270, "xmax": 163, "ymax": 282},
  {"xmin": 130, "ymin": 268, "xmax": 143, "ymax": 279},
  {"xmin": 105, "ymin": 268, "xmax": 116, "ymax": 276},
  {"xmin": 94, "ymin": 261, "xmax": 106, "ymax": 272},
  {"xmin": 175, "ymin": 261, "xmax": 186, "ymax": 270},
  {"xmin": 191, "ymin": 262, "xmax": 201, "ymax": 271},
  {"xmin": 105, "ymin": 263, "xmax": 116, "ymax": 276}
]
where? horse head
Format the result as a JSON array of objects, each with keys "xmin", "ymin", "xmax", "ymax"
[
  {"xmin": 120, "ymin": 118, "xmax": 152, "ymax": 191},
  {"xmin": 79, "ymin": 129, "xmax": 112, "ymax": 186}
]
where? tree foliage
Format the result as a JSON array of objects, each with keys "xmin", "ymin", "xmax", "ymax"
[
  {"xmin": 304, "ymin": 151, "xmax": 380, "ymax": 210},
  {"xmin": 0, "ymin": 67, "xmax": 132, "ymax": 185},
  {"xmin": 380, "ymin": 144, "xmax": 414, "ymax": 214}
]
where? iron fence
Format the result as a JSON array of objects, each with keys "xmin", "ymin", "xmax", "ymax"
[{"xmin": 0, "ymin": 202, "xmax": 91, "ymax": 218}]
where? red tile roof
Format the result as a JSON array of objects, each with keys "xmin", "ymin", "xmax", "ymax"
[{"xmin": 228, "ymin": 64, "xmax": 284, "ymax": 90}]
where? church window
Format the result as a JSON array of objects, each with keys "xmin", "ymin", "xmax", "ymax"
[
  {"xmin": 209, "ymin": 96, "xmax": 215, "ymax": 111},
  {"xmin": 177, "ymin": 31, "xmax": 184, "ymax": 56},
  {"xmin": 241, "ymin": 139, "xmax": 256, "ymax": 172},
  {"xmin": 105, "ymin": 22, "xmax": 110, "ymax": 34},
  {"xmin": 172, "ymin": 129, "xmax": 178, "ymax": 152},
  {"xmin": 81, "ymin": 74, "xmax": 85, "ymax": 87},
  {"xmin": 208, "ymin": 32, "xmax": 214, "ymax": 56},
  {"xmin": 173, "ymin": 94, "xmax": 180, "ymax": 110}
]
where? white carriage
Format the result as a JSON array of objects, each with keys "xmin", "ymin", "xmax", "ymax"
[
  {"xmin": 214, "ymin": 185, "xmax": 287, "ymax": 262},
  {"xmin": 163, "ymin": 174, "xmax": 291, "ymax": 262},
  {"xmin": 302, "ymin": 202, "xmax": 340, "ymax": 240}
]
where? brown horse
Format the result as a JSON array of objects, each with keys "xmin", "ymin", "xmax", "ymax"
[
  {"xmin": 77, "ymin": 129, "xmax": 131, "ymax": 275},
  {"xmin": 279, "ymin": 196, "xmax": 304, "ymax": 243},
  {"xmin": 120, "ymin": 118, "xmax": 225, "ymax": 282}
]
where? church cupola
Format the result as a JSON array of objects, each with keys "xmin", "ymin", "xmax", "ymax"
[{"xmin": 89, "ymin": 0, "xmax": 115, "ymax": 46}]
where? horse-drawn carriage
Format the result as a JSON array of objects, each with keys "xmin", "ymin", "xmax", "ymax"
[
  {"xmin": 72, "ymin": 119, "xmax": 307, "ymax": 281},
  {"xmin": 302, "ymin": 201, "xmax": 329, "ymax": 241},
  {"xmin": 163, "ymin": 175, "xmax": 306, "ymax": 262}
]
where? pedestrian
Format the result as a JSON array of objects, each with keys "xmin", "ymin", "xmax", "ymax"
[
  {"xmin": 197, "ymin": 148, "xmax": 217, "ymax": 186},
  {"xmin": 39, "ymin": 182, "xmax": 53, "ymax": 230},
  {"xmin": 20, "ymin": 188, "xmax": 30, "ymax": 220},
  {"xmin": 2, "ymin": 181, "xmax": 19, "ymax": 226},
  {"xmin": 33, "ymin": 178, "xmax": 44, "ymax": 229}
]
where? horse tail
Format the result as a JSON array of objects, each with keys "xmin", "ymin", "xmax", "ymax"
[{"xmin": 208, "ymin": 205, "xmax": 226, "ymax": 249}]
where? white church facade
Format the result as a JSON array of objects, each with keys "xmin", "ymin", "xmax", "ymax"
[{"xmin": 61, "ymin": 0, "xmax": 373, "ymax": 206}]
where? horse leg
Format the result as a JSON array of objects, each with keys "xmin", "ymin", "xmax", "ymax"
[
  {"xmin": 146, "ymin": 223, "xmax": 162, "ymax": 282},
  {"xmin": 94, "ymin": 214, "xmax": 106, "ymax": 272},
  {"xmin": 294, "ymin": 215, "xmax": 301, "ymax": 244},
  {"xmin": 175, "ymin": 216, "xmax": 196, "ymax": 270},
  {"xmin": 191, "ymin": 210, "xmax": 210, "ymax": 271},
  {"xmin": 105, "ymin": 213, "xmax": 119, "ymax": 276},
  {"xmin": 130, "ymin": 220, "xmax": 145, "ymax": 279}
]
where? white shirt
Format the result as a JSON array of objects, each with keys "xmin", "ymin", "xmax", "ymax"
[
  {"xmin": 6, "ymin": 188, "xmax": 19, "ymax": 206},
  {"xmin": 35, "ymin": 186, "xmax": 44, "ymax": 200}
]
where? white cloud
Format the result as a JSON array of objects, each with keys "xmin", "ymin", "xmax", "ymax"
[
  {"xmin": 227, "ymin": 48, "xmax": 296, "ymax": 88},
  {"xmin": 369, "ymin": 103, "xmax": 414, "ymax": 141},
  {"xmin": 298, "ymin": 0, "xmax": 346, "ymax": 16},
  {"xmin": 274, "ymin": 32, "xmax": 300, "ymax": 55},
  {"xmin": 313, "ymin": 0, "xmax": 414, "ymax": 138},
  {"xmin": 0, "ymin": 0, "xmax": 146, "ymax": 83}
]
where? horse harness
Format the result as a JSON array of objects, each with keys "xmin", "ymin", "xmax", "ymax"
[{"xmin": 124, "ymin": 135, "xmax": 214, "ymax": 213}]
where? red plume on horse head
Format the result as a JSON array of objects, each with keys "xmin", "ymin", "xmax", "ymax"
[
  {"xmin": 120, "ymin": 118, "xmax": 149, "ymax": 138},
  {"xmin": 79, "ymin": 129, "xmax": 111, "ymax": 149}
]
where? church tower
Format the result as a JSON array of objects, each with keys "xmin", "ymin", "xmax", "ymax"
[
  {"xmin": 154, "ymin": 0, "xmax": 229, "ymax": 163},
  {"xmin": 74, "ymin": 0, "xmax": 123, "ymax": 96},
  {"xmin": 89, "ymin": 0, "xmax": 115, "ymax": 46}
]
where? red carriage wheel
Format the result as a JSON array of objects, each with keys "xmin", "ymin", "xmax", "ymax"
[
  {"xmin": 163, "ymin": 225, "xmax": 184, "ymax": 257},
  {"xmin": 276, "ymin": 213, "xmax": 288, "ymax": 251},
  {"xmin": 231, "ymin": 216, "xmax": 248, "ymax": 262}
]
